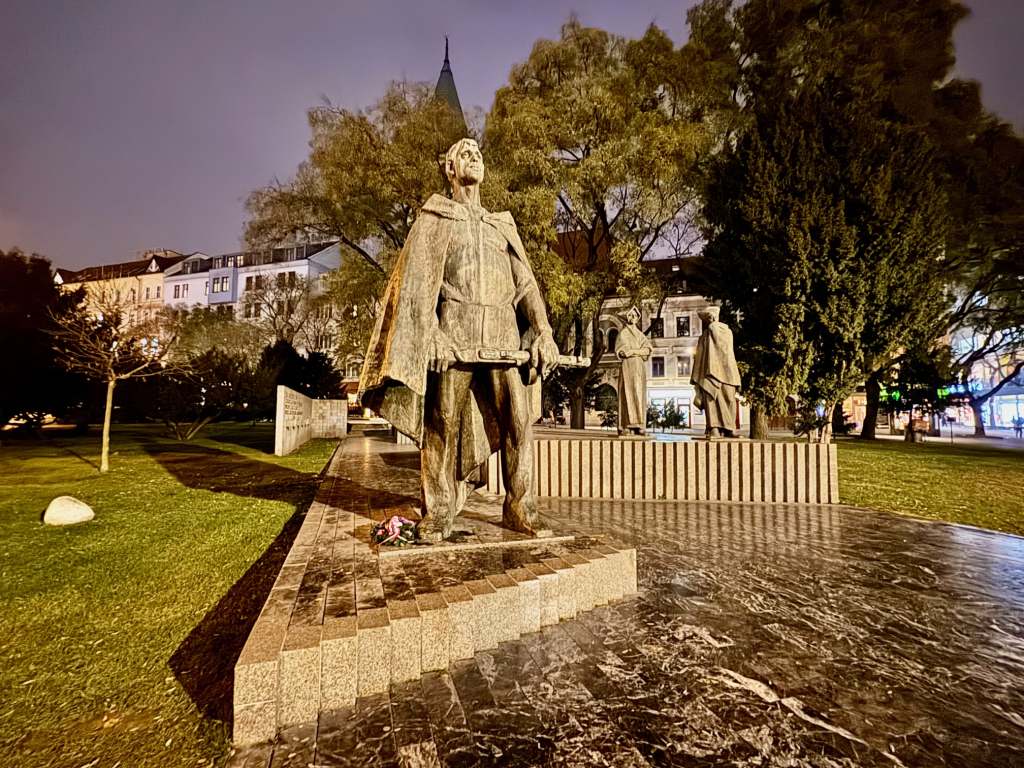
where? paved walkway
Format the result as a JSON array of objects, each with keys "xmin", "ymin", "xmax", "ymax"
[{"xmin": 229, "ymin": 437, "xmax": 1024, "ymax": 767}]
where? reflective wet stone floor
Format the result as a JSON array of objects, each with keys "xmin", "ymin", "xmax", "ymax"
[{"xmin": 231, "ymin": 439, "xmax": 1024, "ymax": 767}]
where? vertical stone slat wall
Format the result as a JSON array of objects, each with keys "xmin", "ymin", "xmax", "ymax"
[
  {"xmin": 274, "ymin": 385, "xmax": 348, "ymax": 456},
  {"xmin": 486, "ymin": 439, "xmax": 839, "ymax": 504}
]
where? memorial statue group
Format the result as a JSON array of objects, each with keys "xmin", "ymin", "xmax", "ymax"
[{"xmin": 360, "ymin": 140, "xmax": 743, "ymax": 540}]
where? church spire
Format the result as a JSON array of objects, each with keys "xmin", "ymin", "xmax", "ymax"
[{"xmin": 434, "ymin": 36, "xmax": 466, "ymax": 133}]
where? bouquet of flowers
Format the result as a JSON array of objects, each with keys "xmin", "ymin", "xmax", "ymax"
[{"xmin": 371, "ymin": 515, "xmax": 417, "ymax": 546}]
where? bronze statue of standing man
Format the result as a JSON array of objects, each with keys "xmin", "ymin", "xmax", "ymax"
[
  {"xmin": 359, "ymin": 139, "xmax": 561, "ymax": 540},
  {"xmin": 616, "ymin": 306, "xmax": 652, "ymax": 436},
  {"xmin": 692, "ymin": 306, "xmax": 741, "ymax": 438}
]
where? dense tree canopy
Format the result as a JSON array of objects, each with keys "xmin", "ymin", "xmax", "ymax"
[
  {"xmin": 690, "ymin": 0, "xmax": 1004, "ymax": 440},
  {"xmin": 485, "ymin": 19, "xmax": 715, "ymax": 426},
  {"xmin": 0, "ymin": 249, "xmax": 85, "ymax": 428}
]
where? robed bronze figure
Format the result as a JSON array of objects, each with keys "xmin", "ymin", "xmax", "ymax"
[
  {"xmin": 359, "ymin": 139, "xmax": 561, "ymax": 540},
  {"xmin": 616, "ymin": 306, "xmax": 652, "ymax": 436},
  {"xmin": 692, "ymin": 306, "xmax": 741, "ymax": 438}
]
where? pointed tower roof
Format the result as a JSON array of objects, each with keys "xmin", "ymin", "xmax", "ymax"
[{"xmin": 434, "ymin": 36, "xmax": 467, "ymax": 133}]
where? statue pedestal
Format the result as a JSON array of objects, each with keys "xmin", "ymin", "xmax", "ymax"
[
  {"xmin": 232, "ymin": 436, "xmax": 637, "ymax": 747},
  {"xmin": 487, "ymin": 437, "xmax": 838, "ymax": 504}
]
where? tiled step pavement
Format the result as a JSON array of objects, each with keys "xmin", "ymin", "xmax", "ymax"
[{"xmin": 232, "ymin": 437, "xmax": 638, "ymax": 746}]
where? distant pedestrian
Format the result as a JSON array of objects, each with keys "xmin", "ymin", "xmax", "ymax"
[{"xmin": 1014, "ymin": 416, "xmax": 1023, "ymax": 439}]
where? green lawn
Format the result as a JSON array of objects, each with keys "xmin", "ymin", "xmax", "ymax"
[
  {"xmin": 0, "ymin": 424, "xmax": 337, "ymax": 768},
  {"xmin": 837, "ymin": 437, "xmax": 1024, "ymax": 536}
]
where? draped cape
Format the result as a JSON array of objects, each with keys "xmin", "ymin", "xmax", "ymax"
[
  {"xmin": 359, "ymin": 194, "xmax": 535, "ymax": 479},
  {"xmin": 691, "ymin": 321, "xmax": 741, "ymax": 409}
]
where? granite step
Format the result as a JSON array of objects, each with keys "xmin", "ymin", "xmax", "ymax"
[{"xmin": 232, "ymin": 442, "xmax": 638, "ymax": 746}]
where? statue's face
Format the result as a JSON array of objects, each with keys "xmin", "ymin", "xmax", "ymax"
[{"xmin": 450, "ymin": 140, "xmax": 485, "ymax": 185}]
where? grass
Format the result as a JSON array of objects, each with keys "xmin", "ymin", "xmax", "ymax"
[
  {"xmin": 837, "ymin": 437, "xmax": 1024, "ymax": 536},
  {"xmin": 0, "ymin": 423, "xmax": 337, "ymax": 767}
]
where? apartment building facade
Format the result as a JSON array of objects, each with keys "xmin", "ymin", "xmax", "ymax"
[
  {"xmin": 54, "ymin": 250, "xmax": 186, "ymax": 325},
  {"xmin": 162, "ymin": 242, "xmax": 341, "ymax": 314}
]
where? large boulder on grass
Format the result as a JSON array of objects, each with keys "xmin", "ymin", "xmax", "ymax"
[{"xmin": 44, "ymin": 496, "xmax": 95, "ymax": 526}]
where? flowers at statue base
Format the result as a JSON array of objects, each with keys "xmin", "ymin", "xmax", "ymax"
[{"xmin": 371, "ymin": 515, "xmax": 417, "ymax": 546}]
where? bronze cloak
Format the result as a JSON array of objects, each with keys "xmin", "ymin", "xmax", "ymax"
[{"xmin": 358, "ymin": 193, "xmax": 537, "ymax": 479}]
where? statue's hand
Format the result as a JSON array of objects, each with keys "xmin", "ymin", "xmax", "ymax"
[
  {"xmin": 530, "ymin": 329, "xmax": 561, "ymax": 378},
  {"xmin": 429, "ymin": 330, "xmax": 456, "ymax": 373}
]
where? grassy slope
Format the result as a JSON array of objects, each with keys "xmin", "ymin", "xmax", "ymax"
[
  {"xmin": 0, "ymin": 424, "xmax": 336, "ymax": 767},
  {"xmin": 837, "ymin": 437, "xmax": 1024, "ymax": 536}
]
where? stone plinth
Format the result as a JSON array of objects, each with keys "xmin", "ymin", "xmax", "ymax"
[
  {"xmin": 487, "ymin": 438, "xmax": 838, "ymax": 504},
  {"xmin": 274, "ymin": 385, "xmax": 348, "ymax": 456},
  {"xmin": 232, "ymin": 440, "xmax": 638, "ymax": 747}
]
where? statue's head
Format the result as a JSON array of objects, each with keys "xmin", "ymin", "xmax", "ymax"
[
  {"xmin": 445, "ymin": 138, "xmax": 485, "ymax": 188},
  {"xmin": 622, "ymin": 306, "xmax": 641, "ymax": 327},
  {"xmin": 698, "ymin": 305, "xmax": 721, "ymax": 324}
]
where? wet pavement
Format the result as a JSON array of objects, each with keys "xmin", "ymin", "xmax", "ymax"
[{"xmin": 230, "ymin": 439, "xmax": 1024, "ymax": 767}]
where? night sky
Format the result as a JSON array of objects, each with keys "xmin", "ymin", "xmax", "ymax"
[{"xmin": 2, "ymin": 0, "xmax": 1021, "ymax": 271}]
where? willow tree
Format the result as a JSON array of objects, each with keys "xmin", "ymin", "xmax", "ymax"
[
  {"xmin": 246, "ymin": 82, "xmax": 467, "ymax": 269},
  {"xmin": 245, "ymin": 82, "xmax": 467, "ymax": 360},
  {"xmin": 484, "ymin": 19, "xmax": 714, "ymax": 427}
]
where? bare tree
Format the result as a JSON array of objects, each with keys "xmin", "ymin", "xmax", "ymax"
[
  {"xmin": 50, "ymin": 281, "xmax": 185, "ymax": 472},
  {"xmin": 241, "ymin": 271, "xmax": 321, "ymax": 348}
]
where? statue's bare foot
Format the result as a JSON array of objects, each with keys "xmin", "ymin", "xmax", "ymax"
[
  {"xmin": 503, "ymin": 502, "xmax": 538, "ymax": 537},
  {"xmin": 415, "ymin": 517, "xmax": 447, "ymax": 543},
  {"xmin": 707, "ymin": 427, "xmax": 721, "ymax": 439}
]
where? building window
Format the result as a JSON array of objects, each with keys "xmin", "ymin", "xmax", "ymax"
[
  {"xmin": 607, "ymin": 328, "xmax": 618, "ymax": 353},
  {"xmin": 676, "ymin": 315, "xmax": 690, "ymax": 337},
  {"xmin": 144, "ymin": 287, "xmax": 150, "ymax": 300},
  {"xmin": 288, "ymin": 271, "xmax": 297, "ymax": 287},
  {"xmin": 245, "ymin": 275, "xmax": 253, "ymax": 291},
  {"xmin": 173, "ymin": 285, "xmax": 180, "ymax": 299},
  {"xmin": 677, "ymin": 356, "xmax": 692, "ymax": 378},
  {"xmin": 130, "ymin": 288, "xmax": 136, "ymax": 302},
  {"xmin": 204, "ymin": 280, "xmax": 208, "ymax": 295},
  {"xmin": 156, "ymin": 286, "xmax": 160, "ymax": 298},
  {"xmin": 650, "ymin": 317, "xmax": 664, "ymax": 338},
  {"xmin": 652, "ymin": 356, "xmax": 665, "ymax": 378},
  {"xmin": 182, "ymin": 284, "xmax": 189, "ymax": 298}
]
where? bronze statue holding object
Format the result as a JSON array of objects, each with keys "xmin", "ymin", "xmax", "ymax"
[{"xmin": 360, "ymin": 139, "xmax": 566, "ymax": 540}]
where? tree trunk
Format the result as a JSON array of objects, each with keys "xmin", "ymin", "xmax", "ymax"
[
  {"xmin": 750, "ymin": 405, "xmax": 769, "ymax": 440},
  {"xmin": 569, "ymin": 386, "xmax": 585, "ymax": 429},
  {"xmin": 860, "ymin": 372, "xmax": 880, "ymax": 440},
  {"xmin": 831, "ymin": 401, "xmax": 845, "ymax": 436},
  {"xmin": 819, "ymin": 401, "xmax": 835, "ymax": 444},
  {"xmin": 970, "ymin": 398, "xmax": 987, "ymax": 437},
  {"xmin": 100, "ymin": 378, "xmax": 115, "ymax": 473}
]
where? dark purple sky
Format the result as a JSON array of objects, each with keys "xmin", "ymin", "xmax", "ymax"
[{"xmin": 2, "ymin": 1, "xmax": 1021, "ymax": 271}]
